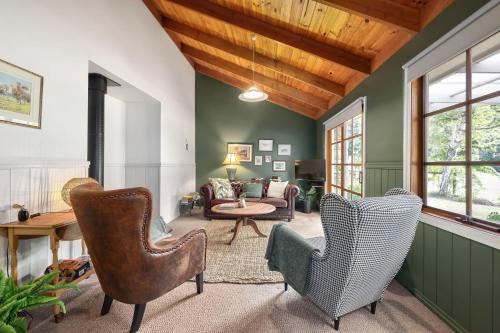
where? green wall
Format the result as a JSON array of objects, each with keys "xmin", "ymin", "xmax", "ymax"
[
  {"xmin": 318, "ymin": 1, "xmax": 496, "ymax": 331},
  {"xmin": 195, "ymin": 73, "xmax": 317, "ymax": 188}
]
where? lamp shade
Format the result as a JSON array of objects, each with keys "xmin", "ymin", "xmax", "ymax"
[
  {"xmin": 223, "ymin": 153, "xmax": 240, "ymax": 165},
  {"xmin": 238, "ymin": 86, "xmax": 268, "ymax": 102},
  {"xmin": 61, "ymin": 177, "xmax": 99, "ymax": 207}
]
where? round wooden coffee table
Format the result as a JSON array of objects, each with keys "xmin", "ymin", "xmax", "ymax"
[{"xmin": 211, "ymin": 202, "xmax": 276, "ymax": 245}]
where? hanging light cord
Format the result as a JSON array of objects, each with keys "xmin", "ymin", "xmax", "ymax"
[{"xmin": 252, "ymin": 35, "xmax": 256, "ymax": 84}]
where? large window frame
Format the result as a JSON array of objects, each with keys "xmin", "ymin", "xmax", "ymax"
[{"xmin": 410, "ymin": 41, "xmax": 500, "ymax": 233}]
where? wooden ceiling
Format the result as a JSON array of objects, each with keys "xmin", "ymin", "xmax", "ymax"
[{"xmin": 144, "ymin": 0, "xmax": 453, "ymax": 119}]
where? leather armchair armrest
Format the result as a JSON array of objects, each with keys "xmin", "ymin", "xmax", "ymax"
[
  {"xmin": 200, "ymin": 183, "xmax": 214, "ymax": 201},
  {"xmin": 284, "ymin": 184, "xmax": 299, "ymax": 202}
]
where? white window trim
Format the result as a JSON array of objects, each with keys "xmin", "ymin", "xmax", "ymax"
[
  {"xmin": 323, "ymin": 96, "xmax": 367, "ymax": 196},
  {"xmin": 402, "ymin": 1, "xmax": 500, "ymax": 249}
]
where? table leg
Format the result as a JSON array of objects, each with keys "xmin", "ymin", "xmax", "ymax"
[
  {"xmin": 8, "ymin": 229, "xmax": 19, "ymax": 284},
  {"xmin": 228, "ymin": 218, "xmax": 243, "ymax": 245},
  {"xmin": 246, "ymin": 218, "xmax": 267, "ymax": 237},
  {"xmin": 50, "ymin": 234, "xmax": 64, "ymax": 323}
]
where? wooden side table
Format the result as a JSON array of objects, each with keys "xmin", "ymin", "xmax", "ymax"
[{"xmin": 0, "ymin": 212, "xmax": 95, "ymax": 322}]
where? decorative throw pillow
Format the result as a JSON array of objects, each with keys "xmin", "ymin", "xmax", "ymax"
[
  {"xmin": 243, "ymin": 183, "xmax": 263, "ymax": 198},
  {"xmin": 267, "ymin": 181, "xmax": 289, "ymax": 198},
  {"xmin": 150, "ymin": 216, "xmax": 172, "ymax": 243},
  {"xmin": 209, "ymin": 177, "xmax": 235, "ymax": 199}
]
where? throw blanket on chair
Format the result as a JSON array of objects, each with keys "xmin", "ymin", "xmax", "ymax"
[{"xmin": 265, "ymin": 224, "xmax": 318, "ymax": 295}]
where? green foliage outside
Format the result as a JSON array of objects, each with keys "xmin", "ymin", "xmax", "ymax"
[
  {"xmin": 427, "ymin": 103, "xmax": 499, "ymax": 221},
  {"xmin": 0, "ymin": 269, "xmax": 78, "ymax": 333}
]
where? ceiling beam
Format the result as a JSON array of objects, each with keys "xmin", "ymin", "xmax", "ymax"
[
  {"xmin": 183, "ymin": 44, "xmax": 329, "ymax": 110},
  {"xmin": 314, "ymin": 0, "xmax": 420, "ymax": 33},
  {"xmin": 195, "ymin": 64, "xmax": 319, "ymax": 119},
  {"xmin": 166, "ymin": 0, "xmax": 371, "ymax": 74},
  {"xmin": 164, "ymin": 18, "xmax": 345, "ymax": 97}
]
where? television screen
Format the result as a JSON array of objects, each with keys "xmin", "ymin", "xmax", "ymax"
[{"xmin": 295, "ymin": 159, "xmax": 325, "ymax": 181}]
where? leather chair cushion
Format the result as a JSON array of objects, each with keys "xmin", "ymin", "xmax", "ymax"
[{"xmin": 246, "ymin": 197, "xmax": 288, "ymax": 208}]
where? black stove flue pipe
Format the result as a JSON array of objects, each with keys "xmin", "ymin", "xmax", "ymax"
[{"xmin": 88, "ymin": 73, "xmax": 107, "ymax": 185}]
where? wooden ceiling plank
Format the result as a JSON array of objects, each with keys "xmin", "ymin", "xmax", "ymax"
[
  {"xmin": 194, "ymin": 64, "xmax": 319, "ymax": 119},
  {"xmin": 165, "ymin": 0, "xmax": 371, "ymax": 74},
  {"xmin": 183, "ymin": 44, "xmax": 329, "ymax": 110},
  {"xmin": 314, "ymin": 0, "xmax": 420, "ymax": 32},
  {"xmin": 164, "ymin": 18, "xmax": 345, "ymax": 96}
]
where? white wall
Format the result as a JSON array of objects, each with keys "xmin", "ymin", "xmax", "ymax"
[
  {"xmin": 104, "ymin": 95, "xmax": 127, "ymax": 190},
  {"xmin": 0, "ymin": 0, "xmax": 195, "ymax": 279}
]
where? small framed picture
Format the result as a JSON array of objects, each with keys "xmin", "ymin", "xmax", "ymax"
[
  {"xmin": 255, "ymin": 155, "xmax": 263, "ymax": 166},
  {"xmin": 258, "ymin": 139, "xmax": 273, "ymax": 152},
  {"xmin": 273, "ymin": 160, "xmax": 287, "ymax": 172},
  {"xmin": 227, "ymin": 143, "xmax": 253, "ymax": 162},
  {"xmin": 265, "ymin": 155, "xmax": 272, "ymax": 163},
  {"xmin": 277, "ymin": 144, "xmax": 291, "ymax": 156}
]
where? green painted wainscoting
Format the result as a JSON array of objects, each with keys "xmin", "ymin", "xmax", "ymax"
[
  {"xmin": 397, "ymin": 224, "xmax": 500, "ymax": 333},
  {"xmin": 364, "ymin": 163, "xmax": 403, "ymax": 197}
]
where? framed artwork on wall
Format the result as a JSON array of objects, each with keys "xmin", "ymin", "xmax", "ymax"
[
  {"xmin": 265, "ymin": 155, "xmax": 272, "ymax": 163},
  {"xmin": 227, "ymin": 143, "xmax": 253, "ymax": 162},
  {"xmin": 277, "ymin": 144, "xmax": 291, "ymax": 156},
  {"xmin": 0, "ymin": 59, "xmax": 43, "ymax": 129},
  {"xmin": 258, "ymin": 139, "xmax": 273, "ymax": 151},
  {"xmin": 273, "ymin": 160, "xmax": 287, "ymax": 172},
  {"xmin": 255, "ymin": 155, "xmax": 262, "ymax": 165}
]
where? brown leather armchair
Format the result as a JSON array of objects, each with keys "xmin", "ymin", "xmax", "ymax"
[{"xmin": 70, "ymin": 183, "xmax": 207, "ymax": 333}]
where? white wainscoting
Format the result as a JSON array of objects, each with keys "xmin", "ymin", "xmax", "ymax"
[
  {"xmin": 0, "ymin": 161, "xmax": 89, "ymax": 280},
  {"xmin": 160, "ymin": 163, "xmax": 196, "ymax": 222}
]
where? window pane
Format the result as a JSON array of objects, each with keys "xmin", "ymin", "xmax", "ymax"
[
  {"xmin": 333, "ymin": 143, "xmax": 341, "ymax": 164},
  {"xmin": 343, "ymin": 191, "xmax": 351, "ymax": 200},
  {"xmin": 344, "ymin": 166, "xmax": 352, "ymax": 191},
  {"xmin": 471, "ymin": 99, "xmax": 500, "ymax": 162},
  {"xmin": 426, "ymin": 165, "xmax": 466, "ymax": 215},
  {"xmin": 345, "ymin": 139, "xmax": 352, "ymax": 164},
  {"xmin": 472, "ymin": 166, "xmax": 499, "ymax": 224},
  {"xmin": 330, "ymin": 129, "xmax": 336, "ymax": 143},
  {"xmin": 353, "ymin": 137, "xmax": 362, "ymax": 164},
  {"xmin": 427, "ymin": 53, "xmax": 466, "ymax": 112},
  {"xmin": 426, "ymin": 107, "xmax": 466, "ymax": 162},
  {"xmin": 336, "ymin": 126, "xmax": 342, "ymax": 141},
  {"xmin": 345, "ymin": 119, "xmax": 352, "ymax": 138},
  {"xmin": 352, "ymin": 165, "xmax": 362, "ymax": 194},
  {"xmin": 471, "ymin": 32, "xmax": 500, "ymax": 99},
  {"xmin": 351, "ymin": 193, "xmax": 361, "ymax": 200},
  {"xmin": 353, "ymin": 114, "xmax": 362, "ymax": 135}
]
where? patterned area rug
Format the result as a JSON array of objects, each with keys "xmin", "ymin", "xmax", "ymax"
[{"xmin": 202, "ymin": 219, "xmax": 284, "ymax": 283}]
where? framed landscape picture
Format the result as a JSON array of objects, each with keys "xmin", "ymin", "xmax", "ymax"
[
  {"xmin": 227, "ymin": 143, "xmax": 253, "ymax": 162},
  {"xmin": 277, "ymin": 144, "xmax": 291, "ymax": 156},
  {"xmin": 273, "ymin": 160, "xmax": 287, "ymax": 172},
  {"xmin": 0, "ymin": 59, "xmax": 43, "ymax": 128},
  {"xmin": 258, "ymin": 139, "xmax": 273, "ymax": 151}
]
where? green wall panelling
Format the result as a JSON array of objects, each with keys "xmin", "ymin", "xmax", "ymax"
[
  {"xmin": 494, "ymin": 250, "xmax": 500, "ymax": 333},
  {"xmin": 452, "ymin": 235, "xmax": 471, "ymax": 330},
  {"xmin": 436, "ymin": 229, "xmax": 453, "ymax": 316},
  {"xmin": 470, "ymin": 242, "xmax": 493, "ymax": 333},
  {"xmin": 423, "ymin": 224, "xmax": 437, "ymax": 303},
  {"xmin": 365, "ymin": 166, "xmax": 403, "ymax": 197},
  {"xmin": 413, "ymin": 223, "xmax": 425, "ymax": 292}
]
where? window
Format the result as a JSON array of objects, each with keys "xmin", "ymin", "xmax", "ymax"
[
  {"xmin": 326, "ymin": 110, "xmax": 364, "ymax": 199},
  {"xmin": 414, "ymin": 32, "xmax": 500, "ymax": 232}
]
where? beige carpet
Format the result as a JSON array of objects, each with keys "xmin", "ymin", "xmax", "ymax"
[
  {"xmin": 29, "ymin": 277, "xmax": 451, "ymax": 333},
  {"xmin": 202, "ymin": 219, "xmax": 284, "ymax": 283}
]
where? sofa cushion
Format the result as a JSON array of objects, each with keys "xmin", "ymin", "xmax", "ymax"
[
  {"xmin": 246, "ymin": 197, "xmax": 288, "ymax": 208},
  {"xmin": 209, "ymin": 177, "xmax": 235, "ymax": 199},
  {"xmin": 267, "ymin": 181, "xmax": 289, "ymax": 198},
  {"xmin": 242, "ymin": 183, "xmax": 263, "ymax": 198}
]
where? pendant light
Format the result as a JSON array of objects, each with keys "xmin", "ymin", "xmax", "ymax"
[{"xmin": 239, "ymin": 35, "xmax": 268, "ymax": 102}]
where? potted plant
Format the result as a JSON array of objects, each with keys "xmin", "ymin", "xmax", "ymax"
[
  {"xmin": 299, "ymin": 186, "xmax": 317, "ymax": 214},
  {"xmin": 0, "ymin": 269, "xmax": 78, "ymax": 333}
]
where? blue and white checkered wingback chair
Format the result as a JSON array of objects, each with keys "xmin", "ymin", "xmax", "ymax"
[{"xmin": 306, "ymin": 188, "xmax": 422, "ymax": 330}]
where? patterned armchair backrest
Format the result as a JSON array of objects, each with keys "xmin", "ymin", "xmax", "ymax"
[{"xmin": 316, "ymin": 188, "xmax": 422, "ymax": 317}]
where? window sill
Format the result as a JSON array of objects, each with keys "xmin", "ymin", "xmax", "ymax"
[{"xmin": 419, "ymin": 212, "xmax": 500, "ymax": 250}]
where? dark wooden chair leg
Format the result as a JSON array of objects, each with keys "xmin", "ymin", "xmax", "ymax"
[
  {"xmin": 130, "ymin": 303, "xmax": 146, "ymax": 333},
  {"xmin": 370, "ymin": 301, "xmax": 377, "ymax": 314},
  {"xmin": 101, "ymin": 295, "xmax": 113, "ymax": 316},
  {"xmin": 284, "ymin": 282, "xmax": 288, "ymax": 291},
  {"xmin": 196, "ymin": 272, "xmax": 204, "ymax": 294},
  {"xmin": 334, "ymin": 318, "xmax": 340, "ymax": 330}
]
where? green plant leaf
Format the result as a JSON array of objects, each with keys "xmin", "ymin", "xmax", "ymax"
[
  {"xmin": 0, "ymin": 322, "xmax": 17, "ymax": 333},
  {"xmin": 8, "ymin": 317, "xmax": 27, "ymax": 333}
]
